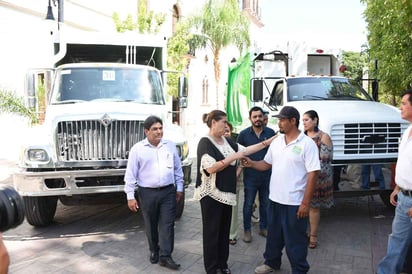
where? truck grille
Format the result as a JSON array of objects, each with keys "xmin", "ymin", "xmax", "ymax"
[
  {"xmin": 331, "ymin": 123, "xmax": 402, "ymax": 155},
  {"xmin": 56, "ymin": 120, "xmax": 145, "ymax": 161}
]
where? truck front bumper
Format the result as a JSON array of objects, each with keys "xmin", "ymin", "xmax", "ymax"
[
  {"xmin": 14, "ymin": 159, "xmax": 193, "ymax": 196},
  {"xmin": 13, "ymin": 168, "xmax": 126, "ymax": 196}
]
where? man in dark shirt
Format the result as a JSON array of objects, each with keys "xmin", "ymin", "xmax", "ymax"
[{"xmin": 237, "ymin": 106, "xmax": 276, "ymax": 243}]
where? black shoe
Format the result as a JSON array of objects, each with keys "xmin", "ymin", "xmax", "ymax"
[
  {"xmin": 218, "ymin": 268, "xmax": 231, "ymax": 274},
  {"xmin": 159, "ymin": 257, "xmax": 180, "ymax": 270},
  {"xmin": 150, "ymin": 252, "xmax": 159, "ymax": 264}
]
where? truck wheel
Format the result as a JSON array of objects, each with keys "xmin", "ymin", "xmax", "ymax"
[
  {"xmin": 175, "ymin": 191, "xmax": 185, "ymax": 219},
  {"xmin": 24, "ymin": 196, "xmax": 58, "ymax": 226},
  {"xmin": 379, "ymin": 190, "xmax": 395, "ymax": 210}
]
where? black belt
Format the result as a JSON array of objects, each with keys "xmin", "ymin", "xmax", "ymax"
[
  {"xmin": 139, "ymin": 184, "xmax": 174, "ymax": 191},
  {"xmin": 400, "ymin": 188, "xmax": 412, "ymax": 197}
]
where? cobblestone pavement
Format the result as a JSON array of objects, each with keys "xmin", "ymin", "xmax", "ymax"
[{"xmin": 1, "ymin": 158, "xmax": 393, "ymax": 274}]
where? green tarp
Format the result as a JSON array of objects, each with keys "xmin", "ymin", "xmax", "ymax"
[{"xmin": 226, "ymin": 53, "xmax": 251, "ymax": 126}]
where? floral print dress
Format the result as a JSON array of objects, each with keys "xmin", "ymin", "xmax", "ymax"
[{"xmin": 310, "ymin": 131, "xmax": 334, "ymax": 208}]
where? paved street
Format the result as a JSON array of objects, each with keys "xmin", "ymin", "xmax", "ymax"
[{"xmin": 1, "ymin": 158, "xmax": 394, "ymax": 274}]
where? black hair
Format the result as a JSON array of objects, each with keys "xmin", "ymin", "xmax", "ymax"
[
  {"xmin": 249, "ymin": 106, "xmax": 264, "ymax": 118},
  {"xmin": 304, "ymin": 110, "xmax": 319, "ymax": 132},
  {"xmin": 143, "ymin": 115, "xmax": 163, "ymax": 130},
  {"xmin": 401, "ymin": 89, "xmax": 412, "ymax": 105},
  {"xmin": 202, "ymin": 110, "xmax": 227, "ymax": 128}
]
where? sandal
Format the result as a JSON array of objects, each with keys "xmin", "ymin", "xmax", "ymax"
[
  {"xmin": 229, "ymin": 238, "xmax": 237, "ymax": 245},
  {"xmin": 309, "ymin": 235, "xmax": 317, "ymax": 249}
]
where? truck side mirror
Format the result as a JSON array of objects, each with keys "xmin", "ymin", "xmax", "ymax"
[
  {"xmin": 178, "ymin": 75, "xmax": 188, "ymax": 97},
  {"xmin": 251, "ymin": 79, "xmax": 263, "ymax": 101}
]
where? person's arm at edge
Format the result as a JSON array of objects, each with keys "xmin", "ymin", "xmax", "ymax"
[{"xmin": 0, "ymin": 233, "xmax": 9, "ymax": 274}]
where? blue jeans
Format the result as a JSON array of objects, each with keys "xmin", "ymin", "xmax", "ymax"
[
  {"xmin": 243, "ymin": 174, "xmax": 269, "ymax": 231},
  {"xmin": 377, "ymin": 192, "xmax": 412, "ymax": 274},
  {"xmin": 361, "ymin": 164, "xmax": 385, "ymax": 189},
  {"xmin": 264, "ymin": 201, "xmax": 309, "ymax": 274}
]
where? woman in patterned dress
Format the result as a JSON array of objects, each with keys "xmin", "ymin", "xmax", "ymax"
[{"xmin": 302, "ymin": 110, "xmax": 334, "ymax": 249}]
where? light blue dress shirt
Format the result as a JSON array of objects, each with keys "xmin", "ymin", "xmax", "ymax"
[{"xmin": 124, "ymin": 138, "xmax": 184, "ymax": 200}]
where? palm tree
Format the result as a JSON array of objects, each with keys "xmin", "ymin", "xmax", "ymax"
[
  {"xmin": 188, "ymin": 0, "xmax": 251, "ymax": 108},
  {"xmin": 0, "ymin": 89, "xmax": 38, "ymax": 124}
]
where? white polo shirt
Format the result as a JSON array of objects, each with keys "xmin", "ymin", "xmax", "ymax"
[
  {"xmin": 395, "ymin": 124, "xmax": 412, "ymax": 191},
  {"xmin": 264, "ymin": 131, "xmax": 320, "ymax": 205}
]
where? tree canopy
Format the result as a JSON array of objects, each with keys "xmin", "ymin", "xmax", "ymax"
[
  {"xmin": 341, "ymin": 51, "xmax": 368, "ymax": 80},
  {"xmin": 361, "ymin": 0, "xmax": 412, "ymax": 105},
  {"xmin": 187, "ymin": 0, "xmax": 251, "ymax": 107},
  {"xmin": 167, "ymin": 21, "xmax": 192, "ymax": 97},
  {"xmin": 112, "ymin": 1, "xmax": 165, "ymax": 34}
]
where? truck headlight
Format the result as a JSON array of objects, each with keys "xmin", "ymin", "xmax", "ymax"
[{"xmin": 27, "ymin": 149, "xmax": 49, "ymax": 162}]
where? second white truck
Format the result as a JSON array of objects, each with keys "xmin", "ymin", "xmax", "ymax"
[{"xmin": 227, "ymin": 48, "xmax": 409, "ymax": 206}]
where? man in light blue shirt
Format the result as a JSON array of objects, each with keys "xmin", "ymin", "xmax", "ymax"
[{"xmin": 124, "ymin": 115, "xmax": 183, "ymax": 270}]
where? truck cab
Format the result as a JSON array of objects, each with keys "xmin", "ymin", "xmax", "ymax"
[
  {"xmin": 13, "ymin": 32, "xmax": 191, "ymax": 226},
  {"xmin": 254, "ymin": 76, "xmax": 408, "ymax": 165}
]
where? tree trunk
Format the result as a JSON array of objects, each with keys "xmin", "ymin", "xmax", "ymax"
[{"xmin": 213, "ymin": 47, "xmax": 221, "ymax": 108}]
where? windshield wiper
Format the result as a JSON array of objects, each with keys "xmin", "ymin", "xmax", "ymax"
[
  {"xmin": 330, "ymin": 94, "xmax": 363, "ymax": 100},
  {"xmin": 302, "ymin": 95, "xmax": 329, "ymax": 100},
  {"xmin": 52, "ymin": 100, "xmax": 86, "ymax": 105}
]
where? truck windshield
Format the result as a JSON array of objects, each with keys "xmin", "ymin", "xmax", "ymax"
[
  {"xmin": 287, "ymin": 77, "xmax": 373, "ymax": 101},
  {"xmin": 51, "ymin": 67, "xmax": 165, "ymax": 105}
]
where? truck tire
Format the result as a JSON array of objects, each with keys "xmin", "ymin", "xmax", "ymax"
[
  {"xmin": 175, "ymin": 191, "xmax": 185, "ymax": 219},
  {"xmin": 24, "ymin": 196, "xmax": 58, "ymax": 226}
]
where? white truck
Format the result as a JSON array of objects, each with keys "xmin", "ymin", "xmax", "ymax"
[
  {"xmin": 227, "ymin": 48, "xmax": 409, "ymax": 206},
  {"xmin": 13, "ymin": 31, "xmax": 192, "ymax": 226}
]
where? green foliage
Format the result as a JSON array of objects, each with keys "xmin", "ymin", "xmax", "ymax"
[
  {"xmin": 187, "ymin": 0, "xmax": 251, "ymax": 88},
  {"xmin": 112, "ymin": 1, "xmax": 165, "ymax": 34},
  {"xmin": 341, "ymin": 51, "xmax": 368, "ymax": 80},
  {"xmin": 0, "ymin": 89, "xmax": 38, "ymax": 124},
  {"xmin": 113, "ymin": 13, "xmax": 136, "ymax": 33},
  {"xmin": 37, "ymin": 81, "xmax": 46, "ymax": 110},
  {"xmin": 167, "ymin": 22, "xmax": 192, "ymax": 97},
  {"xmin": 112, "ymin": 2, "xmax": 186, "ymax": 97},
  {"xmin": 362, "ymin": 0, "xmax": 412, "ymax": 105},
  {"xmin": 190, "ymin": 0, "xmax": 250, "ymax": 53}
]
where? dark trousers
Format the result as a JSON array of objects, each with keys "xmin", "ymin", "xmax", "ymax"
[
  {"xmin": 137, "ymin": 185, "xmax": 176, "ymax": 258},
  {"xmin": 243, "ymin": 175, "xmax": 269, "ymax": 231},
  {"xmin": 264, "ymin": 201, "xmax": 309, "ymax": 274},
  {"xmin": 200, "ymin": 196, "xmax": 232, "ymax": 274},
  {"xmin": 333, "ymin": 166, "xmax": 343, "ymax": 190},
  {"xmin": 361, "ymin": 164, "xmax": 385, "ymax": 189}
]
